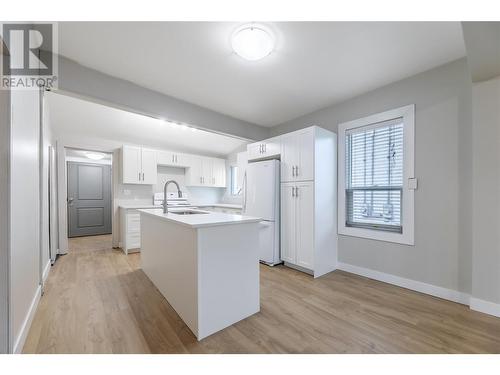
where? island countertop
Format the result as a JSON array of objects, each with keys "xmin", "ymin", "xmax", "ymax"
[{"xmin": 137, "ymin": 208, "xmax": 261, "ymax": 229}]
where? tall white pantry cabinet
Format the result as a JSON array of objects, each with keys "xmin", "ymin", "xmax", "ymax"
[{"xmin": 279, "ymin": 126, "xmax": 337, "ymax": 278}]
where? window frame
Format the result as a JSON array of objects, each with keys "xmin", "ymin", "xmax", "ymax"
[
  {"xmin": 230, "ymin": 165, "xmax": 240, "ymax": 196},
  {"xmin": 338, "ymin": 105, "xmax": 415, "ymax": 245}
]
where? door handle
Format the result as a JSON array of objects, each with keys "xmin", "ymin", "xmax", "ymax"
[{"xmin": 68, "ymin": 197, "xmax": 74, "ymax": 205}]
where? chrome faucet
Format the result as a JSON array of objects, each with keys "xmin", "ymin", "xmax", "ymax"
[{"xmin": 162, "ymin": 180, "xmax": 182, "ymax": 214}]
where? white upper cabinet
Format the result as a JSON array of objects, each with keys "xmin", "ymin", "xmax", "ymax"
[
  {"xmin": 141, "ymin": 148, "xmax": 158, "ymax": 184},
  {"xmin": 212, "ymin": 158, "xmax": 226, "ymax": 187},
  {"xmin": 122, "ymin": 145, "xmax": 157, "ymax": 185},
  {"xmin": 157, "ymin": 150, "xmax": 190, "ymax": 167},
  {"xmin": 247, "ymin": 136, "xmax": 281, "ymax": 161},
  {"xmin": 280, "ymin": 127, "xmax": 314, "ymax": 182},
  {"xmin": 122, "ymin": 145, "xmax": 142, "ymax": 184},
  {"xmin": 185, "ymin": 155, "xmax": 226, "ymax": 187}
]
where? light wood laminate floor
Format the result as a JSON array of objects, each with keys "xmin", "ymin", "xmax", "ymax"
[{"xmin": 23, "ymin": 235, "xmax": 500, "ymax": 353}]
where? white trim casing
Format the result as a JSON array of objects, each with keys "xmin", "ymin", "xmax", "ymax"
[
  {"xmin": 337, "ymin": 104, "xmax": 415, "ymax": 245},
  {"xmin": 12, "ymin": 286, "xmax": 41, "ymax": 354},
  {"xmin": 470, "ymin": 298, "xmax": 500, "ymax": 318},
  {"xmin": 337, "ymin": 262, "xmax": 470, "ymax": 305}
]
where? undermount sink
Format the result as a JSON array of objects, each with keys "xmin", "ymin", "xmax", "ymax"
[{"xmin": 170, "ymin": 209, "xmax": 209, "ymax": 215}]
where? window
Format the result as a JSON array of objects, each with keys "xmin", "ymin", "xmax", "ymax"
[
  {"xmin": 230, "ymin": 166, "xmax": 240, "ymax": 195},
  {"xmin": 338, "ymin": 105, "xmax": 415, "ymax": 245}
]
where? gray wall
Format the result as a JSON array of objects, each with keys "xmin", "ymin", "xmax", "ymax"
[
  {"xmin": 271, "ymin": 59, "xmax": 473, "ymax": 294},
  {"xmin": 471, "ymin": 76, "xmax": 500, "ymax": 304},
  {"xmin": 58, "ymin": 56, "xmax": 270, "ymax": 141}
]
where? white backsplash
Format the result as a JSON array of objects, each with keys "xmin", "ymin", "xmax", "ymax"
[{"xmin": 116, "ymin": 165, "xmax": 225, "ymax": 206}]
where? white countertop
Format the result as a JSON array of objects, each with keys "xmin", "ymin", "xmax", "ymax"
[
  {"xmin": 137, "ymin": 208, "xmax": 260, "ymax": 229},
  {"xmin": 119, "ymin": 204, "xmax": 162, "ymax": 210},
  {"xmin": 120, "ymin": 203, "xmax": 243, "ymax": 210},
  {"xmin": 196, "ymin": 203, "xmax": 243, "ymax": 209}
]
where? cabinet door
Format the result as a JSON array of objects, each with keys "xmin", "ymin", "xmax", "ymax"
[
  {"xmin": 174, "ymin": 153, "xmax": 190, "ymax": 167},
  {"xmin": 295, "ymin": 181, "xmax": 314, "ymax": 269},
  {"xmin": 247, "ymin": 142, "xmax": 262, "ymax": 161},
  {"xmin": 280, "ymin": 183, "xmax": 296, "ymax": 263},
  {"xmin": 280, "ymin": 133, "xmax": 298, "ymax": 182},
  {"xmin": 296, "ymin": 128, "xmax": 314, "ymax": 181},
  {"xmin": 141, "ymin": 148, "xmax": 157, "ymax": 184},
  {"xmin": 201, "ymin": 157, "xmax": 213, "ymax": 186},
  {"xmin": 263, "ymin": 136, "xmax": 281, "ymax": 157},
  {"xmin": 156, "ymin": 150, "xmax": 176, "ymax": 166},
  {"xmin": 122, "ymin": 145, "xmax": 142, "ymax": 184},
  {"xmin": 212, "ymin": 158, "xmax": 226, "ymax": 187},
  {"xmin": 185, "ymin": 155, "xmax": 203, "ymax": 186}
]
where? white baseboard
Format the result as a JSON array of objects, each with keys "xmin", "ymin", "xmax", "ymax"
[
  {"xmin": 470, "ymin": 297, "xmax": 500, "ymax": 318},
  {"xmin": 12, "ymin": 285, "xmax": 41, "ymax": 354},
  {"xmin": 337, "ymin": 262, "xmax": 470, "ymax": 305},
  {"xmin": 42, "ymin": 260, "xmax": 51, "ymax": 283}
]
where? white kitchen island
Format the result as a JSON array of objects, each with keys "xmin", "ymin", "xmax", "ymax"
[{"xmin": 138, "ymin": 208, "xmax": 261, "ymax": 340}]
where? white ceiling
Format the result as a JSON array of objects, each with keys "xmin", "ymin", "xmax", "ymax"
[
  {"xmin": 47, "ymin": 92, "xmax": 248, "ymax": 157},
  {"xmin": 58, "ymin": 22, "xmax": 466, "ymax": 127}
]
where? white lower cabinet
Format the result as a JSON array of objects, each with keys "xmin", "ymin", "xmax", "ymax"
[
  {"xmin": 120, "ymin": 208, "xmax": 142, "ymax": 254},
  {"xmin": 280, "ymin": 181, "xmax": 314, "ymax": 269},
  {"xmin": 295, "ymin": 182, "xmax": 314, "ymax": 269}
]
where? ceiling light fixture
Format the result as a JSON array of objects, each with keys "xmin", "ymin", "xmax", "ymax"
[
  {"xmin": 231, "ymin": 24, "xmax": 274, "ymax": 61},
  {"xmin": 86, "ymin": 152, "xmax": 106, "ymax": 160}
]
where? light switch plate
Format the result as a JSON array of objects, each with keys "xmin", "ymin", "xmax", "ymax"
[{"xmin": 408, "ymin": 178, "xmax": 418, "ymax": 190}]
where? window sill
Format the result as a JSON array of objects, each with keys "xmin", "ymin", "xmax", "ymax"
[{"xmin": 338, "ymin": 225, "xmax": 414, "ymax": 245}]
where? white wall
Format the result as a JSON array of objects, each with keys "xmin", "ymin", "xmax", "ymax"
[
  {"xmin": 271, "ymin": 59, "xmax": 473, "ymax": 296},
  {"xmin": 0, "ymin": 84, "xmax": 10, "ymax": 354},
  {"xmin": 9, "ymin": 89, "xmax": 41, "ymax": 353},
  {"xmin": 471, "ymin": 76, "xmax": 500, "ymax": 306}
]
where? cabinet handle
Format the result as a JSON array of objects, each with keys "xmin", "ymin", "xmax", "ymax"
[
  {"xmin": 175, "ymin": 155, "xmax": 178, "ymax": 163},
  {"xmin": 138, "ymin": 172, "xmax": 141, "ymax": 181},
  {"xmin": 295, "ymin": 187, "xmax": 299, "ymax": 197},
  {"xmin": 292, "ymin": 187, "xmax": 295, "ymax": 197},
  {"xmin": 200, "ymin": 177, "xmax": 203, "ymax": 184},
  {"xmin": 142, "ymin": 173, "xmax": 145, "ymax": 181},
  {"xmin": 295, "ymin": 165, "xmax": 299, "ymax": 176},
  {"xmin": 263, "ymin": 144, "xmax": 266, "ymax": 153}
]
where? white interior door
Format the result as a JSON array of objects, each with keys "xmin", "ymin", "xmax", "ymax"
[
  {"xmin": 296, "ymin": 181, "xmax": 314, "ymax": 269},
  {"xmin": 280, "ymin": 183, "xmax": 296, "ymax": 263}
]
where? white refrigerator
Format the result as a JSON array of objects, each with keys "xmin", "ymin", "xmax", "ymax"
[{"xmin": 243, "ymin": 159, "xmax": 281, "ymax": 266}]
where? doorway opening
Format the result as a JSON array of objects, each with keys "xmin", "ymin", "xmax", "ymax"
[{"xmin": 65, "ymin": 148, "xmax": 113, "ymax": 238}]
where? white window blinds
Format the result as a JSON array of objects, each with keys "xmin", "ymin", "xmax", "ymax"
[{"xmin": 345, "ymin": 117, "xmax": 404, "ymax": 233}]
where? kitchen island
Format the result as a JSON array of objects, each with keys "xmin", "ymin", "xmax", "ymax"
[{"xmin": 138, "ymin": 208, "xmax": 261, "ymax": 340}]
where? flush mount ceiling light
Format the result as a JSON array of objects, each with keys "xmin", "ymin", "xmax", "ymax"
[
  {"xmin": 85, "ymin": 152, "xmax": 105, "ymax": 160},
  {"xmin": 231, "ymin": 24, "xmax": 275, "ymax": 61}
]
